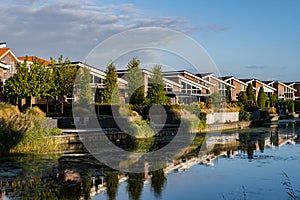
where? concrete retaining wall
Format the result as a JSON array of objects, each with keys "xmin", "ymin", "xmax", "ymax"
[{"xmin": 206, "ymin": 112, "xmax": 239, "ymax": 125}]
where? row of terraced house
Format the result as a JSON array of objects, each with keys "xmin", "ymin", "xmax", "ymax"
[{"xmin": 0, "ymin": 43, "xmax": 299, "ymax": 105}]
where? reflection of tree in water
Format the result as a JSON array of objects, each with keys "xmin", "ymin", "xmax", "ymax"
[
  {"xmin": 150, "ymin": 168, "xmax": 166, "ymax": 198},
  {"xmin": 105, "ymin": 172, "xmax": 119, "ymax": 200},
  {"xmin": 127, "ymin": 173, "xmax": 144, "ymax": 200},
  {"xmin": 127, "ymin": 137, "xmax": 155, "ymax": 153},
  {"xmin": 270, "ymin": 131, "xmax": 279, "ymax": 146},
  {"xmin": 238, "ymin": 133, "xmax": 267, "ymax": 159}
]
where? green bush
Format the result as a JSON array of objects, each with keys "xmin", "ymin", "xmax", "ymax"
[
  {"xmin": 51, "ymin": 127, "xmax": 63, "ymax": 135},
  {"xmin": 128, "ymin": 120, "xmax": 155, "ymax": 138},
  {"xmin": 239, "ymin": 109, "xmax": 250, "ymax": 121}
]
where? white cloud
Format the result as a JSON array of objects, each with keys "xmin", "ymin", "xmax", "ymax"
[{"xmin": 0, "ymin": 0, "xmax": 229, "ymax": 62}]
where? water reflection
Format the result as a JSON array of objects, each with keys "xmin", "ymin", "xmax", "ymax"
[{"xmin": 1, "ymin": 120, "xmax": 300, "ymax": 199}]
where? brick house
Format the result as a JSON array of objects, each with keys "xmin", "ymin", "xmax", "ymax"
[
  {"xmin": 0, "ymin": 43, "xmax": 19, "ymax": 101},
  {"xmin": 264, "ymin": 81, "xmax": 296, "ymax": 100},
  {"xmin": 221, "ymin": 76, "xmax": 248, "ymax": 101},
  {"xmin": 240, "ymin": 79, "xmax": 276, "ymax": 100},
  {"xmin": 196, "ymin": 73, "xmax": 235, "ymax": 101}
]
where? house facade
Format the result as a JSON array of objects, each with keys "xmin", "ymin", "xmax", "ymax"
[
  {"xmin": 240, "ymin": 79, "xmax": 276, "ymax": 100},
  {"xmin": 221, "ymin": 76, "xmax": 248, "ymax": 101},
  {"xmin": 265, "ymin": 81, "xmax": 296, "ymax": 100},
  {"xmin": 197, "ymin": 73, "xmax": 235, "ymax": 101}
]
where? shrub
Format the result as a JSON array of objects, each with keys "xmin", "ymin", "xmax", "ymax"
[
  {"xmin": 128, "ymin": 120, "xmax": 155, "ymax": 138},
  {"xmin": 239, "ymin": 109, "xmax": 250, "ymax": 121},
  {"xmin": 51, "ymin": 127, "xmax": 63, "ymax": 135}
]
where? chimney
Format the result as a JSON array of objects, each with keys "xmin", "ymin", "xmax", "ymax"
[{"xmin": 0, "ymin": 42, "xmax": 7, "ymax": 48}]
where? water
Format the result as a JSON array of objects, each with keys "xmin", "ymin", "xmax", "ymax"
[{"xmin": 1, "ymin": 120, "xmax": 300, "ymax": 200}]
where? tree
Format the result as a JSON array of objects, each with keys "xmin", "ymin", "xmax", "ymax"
[
  {"xmin": 51, "ymin": 56, "xmax": 77, "ymax": 115},
  {"xmin": 146, "ymin": 65, "xmax": 169, "ymax": 105},
  {"xmin": 27, "ymin": 57, "xmax": 54, "ymax": 108},
  {"xmin": 226, "ymin": 86, "xmax": 232, "ymax": 103},
  {"xmin": 3, "ymin": 61, "xmax": 29, "ymax": 108},
  {"xmin": 125, "ymin": 58, "xmax": 144, "ymax": 104},
  {"xmin": 269, "ymin": 94, "xmax": 278, "ymax": 107},
  {"xmin": 257, "ymin": 87, "xmax": 267, "ymax": 108},
  {"xmin": 103, "ymin": 63, "xmax": 120, "ymax": 104},
  {"xmin": 246, "ymin": 83, "xmax": 255, "ymax": 102},
  {"xmin": 75, "ymin": 67, "xmax": 93, "ymax": 105},
  {"xmin": 237, "ymin": 91, "xmax": 248, "ymax": 106}
]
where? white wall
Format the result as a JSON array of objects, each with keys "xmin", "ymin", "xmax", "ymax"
[{"xmin": 206, "ymin": 112, "xmax": 239, "ymax": 125}]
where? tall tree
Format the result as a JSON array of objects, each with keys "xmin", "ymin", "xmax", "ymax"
[
  {"xmin": 74, "ymin": 67, "xmax": 93, "ymax": 105},
  {"xmin": 3, "ymin": 60, "xmax": 30, "ymax": 109},
  {"xmin": 246, "ymin": 83, "xmax": 255, "ymax": 102},
  {"xmin": 146, "ymin": 65, "xmax": 169, "ymax": 104},
  {"xmin": 103, "ymin": 63, "xmax": 120, "ymax": 104},
  {"xmin": 237, "ymin": 91, "xmax": 248, "ymax": 106},
  {"xmin": 125, "ymin": 58, "xmax": 144, "ymax": 104},
  {"xmin": 51, "ymin": 56, "xmax": 77, "ymax": 114},
  {"xmin": 226, "ymin": 85, "xmax": 232, "ymax": 103},
  {"xmin": 27, "ymin": 57, "xmax": 54, "ymax": 107},
  {"xmin": 257, "ymin": 87, "xmax": 267, "ymax": 108},
  {"xmin": 269, "ymin": 94, "xmax": 278, "ymax": 107}
]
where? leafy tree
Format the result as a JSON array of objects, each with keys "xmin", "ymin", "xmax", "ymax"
[
  {"xmin": 27, "ymin": 57, "xmax": 54, "ymax": 107},
  {"xmin": 51, "ymin": 56, "xmax": 77, "ymax": 114},
  {"xmin": 103, "ymin": 63, "xmax": 120, "ymax": 104},
  {"xmin": 210, "ymin": 92, "xmax": 222, "ymax": 108},
  {"xmin": 3, "ymin": 61, "xmax": 29, "ymax": 108},
  {"xmin": 127, "ymin": 173, "xmax": 144, "ymax": 200},
  {"xmin": 269, "ymin": 94, "xmax": 278, "ymax": 107},
  {"xmin": 237, "ymin": 91, "xmax": 248, "ymax": 106},
  {"xmin": 257, "ymin": 87, "xmax": 267, "ymax": 108},
  {"xmin": 74, "ymin": 67, "xmax": 93, "ymax": 105},
  {"xmin": 125, "ymin": 58, "xmax": 144, "ymax": 104},
  {"xmin": 146, "ymin": 65, "xmax": 169, "ymax": 104},
  {"xmin": 226, "ymin": 86, "xmax": 232, "ymax": 103},
  {"xmin": 286, "ymin": 100, "xmax": 295, "ymax": 113},
  {"xmin": 94, "ymin": 88, "xmax": 102, "ymax": 104},
  {"xmin": 246, "ymin": 83, "xmax": 255, "ymax": 102}
]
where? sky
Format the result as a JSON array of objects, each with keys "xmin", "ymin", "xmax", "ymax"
[{"xmin": 1, "ymin": 0, "xmax": 299, "ymax": 81}]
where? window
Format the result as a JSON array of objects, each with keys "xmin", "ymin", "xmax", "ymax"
[{"xmin": 9, "ymin": 64, "xmax": 14, "ymax": 73}]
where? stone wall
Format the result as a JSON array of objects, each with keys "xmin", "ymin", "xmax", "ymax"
[{"xmin": 206, "ymin": 112, "xmax": 239, "ymax": 125}]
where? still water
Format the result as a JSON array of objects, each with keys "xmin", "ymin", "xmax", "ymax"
[{"xmin": 1, "ymin": 120, "xmax": 300, "ymax": 200}]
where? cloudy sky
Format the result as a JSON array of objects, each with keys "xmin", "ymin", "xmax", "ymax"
[{"xmin": 1, "ymin": 0, "xmax": 299, "ymax": 81}]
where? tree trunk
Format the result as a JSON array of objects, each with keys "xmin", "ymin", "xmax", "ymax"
[{"xmin": 61, "ymin": 96, "xmax": 64, "ymax": 115}]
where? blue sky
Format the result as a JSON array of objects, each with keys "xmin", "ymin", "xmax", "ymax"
[{"xmin": 1, "ymin": 0, "xmax": 299, "ymax": 81}]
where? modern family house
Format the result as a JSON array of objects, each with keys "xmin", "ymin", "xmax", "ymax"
[
  {"xmin": 196, "ymin": 73, "xmax": 235, "ymax": 101},
  {"xmin": 264, "ymin": 81, "xmax": 297, "ymax": 100},
  {"xmin": 240, "ymin": 79, "xmax": 276, "ymax": 99},
  {"xmin": 221, "ymin": 76, "xmax": 248, "ymax": 101}
]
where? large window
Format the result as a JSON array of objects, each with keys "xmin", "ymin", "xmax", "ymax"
[{"xmin": 181, "ymin": 80, "xmax": 202, "ymax": 95}]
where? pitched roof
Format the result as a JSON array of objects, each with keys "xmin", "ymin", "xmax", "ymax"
[
  {"xmin": 0, "ymin": 48, "xmax": 10, "ymax": 58},
  {"xmin": 18, "ymin": 56, "xmax": 51, "ymax": 66}
]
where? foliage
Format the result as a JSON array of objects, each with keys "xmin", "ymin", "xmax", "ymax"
[
  {"xmin": 226, "ymin": 86, "xmax": 232, "ymax": 103},
  {"xmin": 294, "ymin": 100, "xmax": 300, "ymax": 112},
  {"xmin": 210, "ymin": 92, "xmax": 222, "ymax": 107},
  {"xmin": 127, "ymin": 173, "xmax": 144, "ymax": 200},
  {"xmin": 257, "ymin": 87, "xmax": 267, "ymax": 108},
  {"xmin": 246, "ymin": 83, "xmax": 255, "ymax": 102},
  {"xmin": 0, "ymin": 103, "xmax": 19, "ymax": 120},
  {"xmin": 103, "ymin": 63, "xmax": 120, "ymax": 104},
  {"xmin": 105, "ymin": 172, "xmax": 119, "ymax": 200},
  {"xmin": 180, "ymin": 115, "xmax": 201, "ymax": 133},
  {"xmin": 0, "ymin": 105, "xmax": 60, "ymax": 154},
  {"xmin": 239, "ymin": 109, "xmax": 250, "ymax": 121},
  {"xmin": 128, "ymin": 120, "xmax": 155, "ymax": 138},
  {"xmin": 237, "ymin": 91, "xmax": 248, "ymax": 107},
  {"xmin": 74, "ymin": 67, "xmax": 93, "ymax": 105},
  {"xmin": 50, "ymin": 127, "xmax": 62, "ymax": 135},
  {"xmin": 145, "ymin": 65, "xmax": 169, "ymax": 105},
  {"xmin": 51, "ymin": 56, "xmax": 77, "ymax": 114},
  {"xmin": 125, "ymin": 58, "xmax": 144, "ymax": 104},
  {"xmin": 151, "ymin": 169, "xmax": 166, "ymax": 198},
  {"xmin": 269, "ymin": 94, "xmax": 278, "ymax": 107},
  {"xmin": 286, "ymin": 100, "xmax": 295, "ymax": 113}
]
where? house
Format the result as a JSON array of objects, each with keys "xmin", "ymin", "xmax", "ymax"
[
  {"xmin": 163, "ymin": 70, "xmax": 214, "ymax": 103},
  {"xmin": 221, "ymin": 76, "xmax": 248, "ymax": 101},
  {"xmin": 264, "ymin": 81, "xmax": 296, "ymax": 100},
  {"xmin": 0, "ymin": 42, "xmax": 19, "ymax": 101},
  {"xmin": 73, "ymin": 62, "xmax": 127, "ymax": 103},
  {"xmin": 196, "ymin": 73, "xmax": 235, "ymax": 101},
  {"xmin": 18, "ymin": 56, "xmax": 51, "ymax": 66},
  {"xmin": 240, "ymin": 79, "xmax": 276, "ymax": 100},
  {"xmin": 117, "ymin": 69, "xmax": 182, "ymax": 104},
  {"xmin": 284, "ymin": 82, "xmax": 300, "ymax": 99}
]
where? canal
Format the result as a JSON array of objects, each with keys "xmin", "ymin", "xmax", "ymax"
[{"xmin": 1, "ymin": 119, "xmax": 300, "ymax": 200}]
